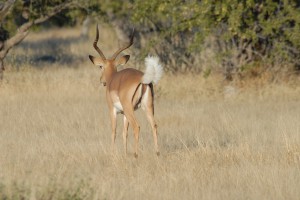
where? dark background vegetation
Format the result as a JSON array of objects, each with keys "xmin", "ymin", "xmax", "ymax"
[{"xmin": 1, "ymin": 0, "xmax": 300, "ymax": 80}]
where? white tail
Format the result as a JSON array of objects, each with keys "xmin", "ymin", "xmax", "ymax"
[{"xmin": 142, "ymin": 55, "xmax": 163, "ymax": 84}]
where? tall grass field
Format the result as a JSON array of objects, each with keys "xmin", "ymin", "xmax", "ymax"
[{"xmin": 0, "ymin": 27, "xmax": 300, "ymax": 200}]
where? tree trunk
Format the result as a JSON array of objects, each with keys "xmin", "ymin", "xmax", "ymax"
[
  {"xmin": 0, "ymin": 59, "xmax": 4, "ymax": 80},
  {"xmin": 81, "ymin": 16, "xmax": 90, "ymax": 39}
]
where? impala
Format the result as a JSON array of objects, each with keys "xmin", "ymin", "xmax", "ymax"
[{"xmin": 89, "ymin": 25, "xmax": 163, "ymax": 157}]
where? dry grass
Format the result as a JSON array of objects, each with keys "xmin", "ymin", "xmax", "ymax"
[{"xmin": 0, "ymin": 27, "xmax": 300, "ymax": 200}]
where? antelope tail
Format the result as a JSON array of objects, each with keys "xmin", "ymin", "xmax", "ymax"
[{"xmin": 142, "ymin": 56, "xmax": 163, "ymax": 84}]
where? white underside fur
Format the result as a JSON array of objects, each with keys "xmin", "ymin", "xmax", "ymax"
[
  {"xmin": 114, "ymin": 102, "xmax": 123, "ymax": 113},
  {"xmin": 142, "ymin": 56, "xmax": 163, "ymax": 84}
]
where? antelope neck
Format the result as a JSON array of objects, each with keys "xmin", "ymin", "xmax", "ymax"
[{"xmin": 104, "ymin": 66, "xmax": 117, "ymax": 86}]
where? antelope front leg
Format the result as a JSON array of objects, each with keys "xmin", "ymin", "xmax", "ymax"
[
  {"xmin": 122, "ymin": 115, "xmax": 129, "ymax": 155},
  {"xmin": 110, "ymin": 109, "xmax": 117, "ymax": 154}
]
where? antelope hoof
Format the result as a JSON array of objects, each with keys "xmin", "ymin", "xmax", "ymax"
[
  {"xmin": 156, "ymin": 152, "xmax": 160, "ymax": 156},
  {"xmin": 134, "ymin": 153, "xmax": 138, "ymax": 158}
]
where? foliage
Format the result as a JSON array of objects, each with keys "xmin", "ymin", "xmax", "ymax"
[
  {"xmin": 87, "ymin": 0, "xmax": 299, "ymax": 77},
  {"xmin": 2, "ymin": 0, "xmax": 90, "ymax": 33},
  {"xmin": 1, "ymin": 0, "xmax": 300, "ymax": 78},
  {"xmin": 0, "ymin": 0, "xmax": 91, "ymax": 79}
]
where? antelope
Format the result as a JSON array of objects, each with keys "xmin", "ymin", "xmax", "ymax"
[{"xmin": 88, "ymin": 25, "xmax": 163, "ymax": 157}]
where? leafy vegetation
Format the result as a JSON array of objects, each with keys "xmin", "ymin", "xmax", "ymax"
[
  {"xmin": 1, "ymin": 0, "xmax": 300, "ymax": 79},
  {"xmin": 0, "ymin": 0, "xmax": 89, "ymax": 79},
  {"xmin": 90, "ymin": 0, "xmax": 300, "ymax": 78}
]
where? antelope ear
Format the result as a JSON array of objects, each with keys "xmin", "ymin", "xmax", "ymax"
[
  {"xmin": 89, "ymin": 55, "xmax": 105, "ymax": 67},
  {"xmin": 115, "ymin": 55, "xmax": 130, "ymax": 66}
]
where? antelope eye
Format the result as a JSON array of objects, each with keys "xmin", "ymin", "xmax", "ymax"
[{"xmin": 99, "ymin": 66, "xmax": 103, "ymax": 69}]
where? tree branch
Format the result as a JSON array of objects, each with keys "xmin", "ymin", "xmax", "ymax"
[
  {"xmin": 0, "ymin": 1, "xmax": 75, "ymax": 60},
  {"xmin": 33, "ymin": 2, "xmax": 74, "ymax": 25},
  {"xmin": 0, "ymin": 0, "xmax": 15, "ymax": 22}
]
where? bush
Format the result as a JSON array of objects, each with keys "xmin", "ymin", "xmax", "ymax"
[{"xmin": 94, "ymin": 0, "xmax": 300, "ymax": 78}]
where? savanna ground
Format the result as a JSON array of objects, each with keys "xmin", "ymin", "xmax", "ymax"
[{"xmin": 0, "ymin": 27, "xmax": 300, "ymax": 200}]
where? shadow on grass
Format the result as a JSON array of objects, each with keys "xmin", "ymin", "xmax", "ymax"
[{"xmin": 6, "ymin": 35, "xmax": 89, "ymax": 68}]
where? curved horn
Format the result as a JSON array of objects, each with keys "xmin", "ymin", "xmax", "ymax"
[
  {"xmin": 93, "ymin": 24, "xmax": 106, "ymax": 60},
  {"xmin": 111, "ymin": 28, "xmax": 135, "ymax": 60}
]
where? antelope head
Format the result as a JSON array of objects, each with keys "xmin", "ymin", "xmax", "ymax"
[{"xmin": 88, "ymin": 25, "xmax": 134, "ymax": 86}]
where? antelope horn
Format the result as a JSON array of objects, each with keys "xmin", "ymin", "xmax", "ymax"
[
  {"xmin": 111, "ymin": 28, "xmax": 135, "ymax": 60},
  {"xmin": 93, "ymin": 24, "xmax": 106, "ymax": 60}
]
